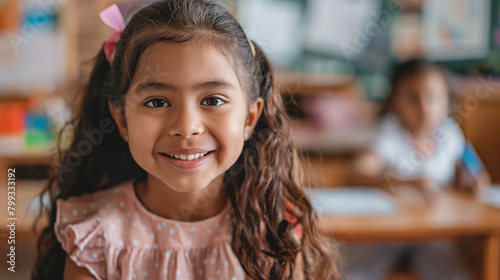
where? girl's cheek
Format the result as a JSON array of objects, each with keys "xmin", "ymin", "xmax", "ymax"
[
  {"xmin": 216, "ymin": 119, "xmax": 244, "ymax": 147},
  {"xmin": 218, "ymin": 113, "xmax": 246, "ymax": 148}
]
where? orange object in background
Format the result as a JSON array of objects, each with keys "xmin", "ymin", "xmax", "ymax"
[
  {"xmin": 0, "ymin": 0, "xmax": 20, "ymax": 32},
  {"xmin": 0, "ymin": 101, "xmax": 26, "ymax": 135}
]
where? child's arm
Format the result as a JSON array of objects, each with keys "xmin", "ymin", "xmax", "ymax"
[
  {"xmin": 455, "ymin": 162, "xmax": 492, "ymax": 198},
  {"xmin": 348, "ymin": 149, "xmax": 440, "ymax": 203},
  {"xmin": 63, "ymin": 255, "xmax": 96, "ymax": 280},
  {"xmin": 454, "ymin": 142, "xmax": 492, "ymax": 197},
  {"xmin": 348, "ymin": 149, "xmax": 386, "ymax": 186}
]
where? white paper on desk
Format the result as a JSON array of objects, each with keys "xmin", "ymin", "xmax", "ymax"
[
  {"xmin": 481, "ymin": 185, "xmax": 500, "ymax": 209},
  {"xmin": 304, "ymin": 0, "xmax": 381, "ymax": 60},
  {"xmin": 303, "ymin": 187, "xmax": 398, "ymax": 217}
]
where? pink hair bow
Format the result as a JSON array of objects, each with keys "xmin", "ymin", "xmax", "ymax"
[{"xmin": 99, "ymin": 4, "xmax": 125, "ymax": 64}]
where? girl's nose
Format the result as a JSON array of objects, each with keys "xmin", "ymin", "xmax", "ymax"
[{"xmin": 167, "ymin": 106, "xmax": 203, "ymax": 138}]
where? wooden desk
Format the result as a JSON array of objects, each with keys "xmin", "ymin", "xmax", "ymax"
[
  {"xmin": 0, "ymin": 154, "xmax": 53, "ymax": 242},
  {"xmin": 0, "ymin": 153, "xmax": 54, "ymax": 182},
  {"xmin": 320, "ymin": 191, "xmax": 500, "ymax": 280}
]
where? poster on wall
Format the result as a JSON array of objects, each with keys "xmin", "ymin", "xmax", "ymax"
[
  {"xmin": 237, "ymin": 0, "xmax": 303, "ymax": 68},
  {"xmin": 391, "ymin": 14, "xmax": 425, "ymax": 60},
  {"xmin": 304, "ymin": 0, "xmax": 382, "ymax": 61},
  {"xmin": 423, "ymin": 0, "xmax": 491, "ymax": 60}
]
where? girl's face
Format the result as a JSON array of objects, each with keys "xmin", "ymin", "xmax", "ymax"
[
  {"xmin": 391, "ymin": 71, "xmax": 449, "ymax": 137},
  {"xmin": 110, "ymin": 41, "xmax": 263, "ymax": 192}
]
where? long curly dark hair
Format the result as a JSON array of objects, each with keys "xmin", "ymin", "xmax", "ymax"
[{"xmin": 32, "ymin": 1, "xmax": 339, "ymax": 279}]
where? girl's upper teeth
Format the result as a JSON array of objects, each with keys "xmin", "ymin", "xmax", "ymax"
[{"xmin": 167, "ymin": 152, "xmax": 208, "ymax": 161}]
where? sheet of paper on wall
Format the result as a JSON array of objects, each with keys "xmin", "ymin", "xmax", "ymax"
[
  {"xmin": 391, "ymin": 14, "xmax": 425, "ymax": 60},
  {"xmin": 423, "ymin": 0, "xmax": 491, "ymax": 60},
  {"xmin": 237, "ymin": 0, "xmax": 302, "ymax": 68},
  {"xmin": 304, "ymin": 187, "xmax": 398, "ymax": 217},
  {"xmin": 481, "ymin": 185, "xmax": 500, "ymax": 210},
  {"xmin": 304, "ymin": 0, "xmax": 381, "ymax": 61}
]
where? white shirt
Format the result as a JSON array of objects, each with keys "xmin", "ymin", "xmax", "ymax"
[{"xmin": 371, "ymin": 114, "xmax": 465, "ymax": 185}]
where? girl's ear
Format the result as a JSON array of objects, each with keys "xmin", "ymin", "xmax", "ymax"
[
  {"xmin": 244, "ymin": 97, "xmax": 264, "ymax": 140},
  {"xmin": 108, "ymin": 100, "xmax": 128, "ymax": 142}
]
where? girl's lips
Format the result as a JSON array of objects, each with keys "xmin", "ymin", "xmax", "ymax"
[{"xmin": 159, "ymin": 151, "xmax": 214, "ymax": 170}]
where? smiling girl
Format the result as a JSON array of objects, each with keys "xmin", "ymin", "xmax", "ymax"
[{"xmin": 31, "ymin": 1, "xmax": 338, "ymax": 279}]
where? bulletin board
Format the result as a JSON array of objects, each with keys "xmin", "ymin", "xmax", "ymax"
[{"xmin": 236, "ymin": 0, "xmax": 496, "ymax": 72}]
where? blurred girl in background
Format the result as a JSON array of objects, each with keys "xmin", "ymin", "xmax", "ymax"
[{"xmin": 347, "ymin": 59, "xmax": 491, "ymax": 280}]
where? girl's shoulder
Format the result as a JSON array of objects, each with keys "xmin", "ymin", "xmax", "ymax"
[
  {"xmin": 377, "ymin": 113, "xmax": 404, "ymax": 135},
  {"xmin": 438, "ymin": 117, "xmax": 464, "ymax": 139},
  {"xmin": 53, "ymin": 181, "xmax": 137, "ymax": 279},
  {"xmin": 371, "ymin": 113, "xmax": 408, "ymax": 157},
  {"xmin": 54, "ymin": 181, "xmax": 135, "ymax": 231},
  {"xmin": 435, "ymin": 116, "xmax": 466, "ymax": 156}
]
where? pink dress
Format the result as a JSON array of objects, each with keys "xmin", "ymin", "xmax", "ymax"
[{"xmin": 54, "ymin": 180, "xmax": 248, "ymax": 280}]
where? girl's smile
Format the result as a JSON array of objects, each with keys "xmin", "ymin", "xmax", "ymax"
[{"xmin": 159, "ymin": 148, "xmax": 215, "ymax": 170}]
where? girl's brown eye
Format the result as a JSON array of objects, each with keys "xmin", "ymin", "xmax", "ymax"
[
  {"xmin": 202, "ymin": 97, "xmax": 225, "ymax": 106},
  {"xmin": 145, "ymin": 98, "xmax": 170, "ymax": 108}
]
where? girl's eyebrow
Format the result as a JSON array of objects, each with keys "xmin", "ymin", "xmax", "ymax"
[
  {"xmin": 134, "ymin": 82, "xmax": 173, "ymax": 93},
  {"xmin": 134, "ymin": 80, "xmax": 236, "ymax": 93},
  {"xmin": 194, "ymin": 80, "xmax": 236, "ymax": 91}
]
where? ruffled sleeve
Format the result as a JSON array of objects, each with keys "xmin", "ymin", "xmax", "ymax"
[{"xmin": 54, "ymin": 197, "xmax": 107, "ymax": 280}]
